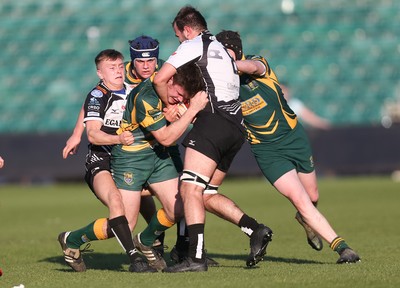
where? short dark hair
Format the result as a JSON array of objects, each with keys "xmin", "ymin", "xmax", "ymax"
[
  {"xmin": 174, "ymin": 62, "xmax": 205, "ymax": 98},
  {"xmin": 94, "ymin": 49, "xmax": 124, "ymax": 68},
  {"xmin": 172, "ymin": 5, "xmax": 207, "ymax": 32}
]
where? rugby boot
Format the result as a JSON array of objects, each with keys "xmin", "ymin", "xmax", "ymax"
[
  {"xmin": 133, "ymin": 233, "xmax": 167, "ymax": 270},
  {"xmin": 163, "ymin": 257, "xmax": 207, "ymax": 273},
  {"xmin": 246, "ymin": 224, "xmax": 273, "ymax": 267},
  {"xmin": 170, "ymin": 245, "xmax": 187, "ymax": 263},
  {"xmin": 129, "ymin": 256, "xmax": 158, "ymax": 273},
  {"xmin": 295, "ymin": 212, "xmax": 323, "ymax": 251},
  {"xmin": 170, "ymin": 246, "xmax": 219, "ymax": 267},
  {"xmin": 58, "ymin": 231, "xmax": 87, "ymax": 272},
  {"xmin": 337, "ymin": 248, "xmax": 361, "ymax": 264}
]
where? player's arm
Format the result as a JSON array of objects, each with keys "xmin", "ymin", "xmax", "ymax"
[
  {"xmin": 86, "ymin": 121, "xmax": 134, "ymax": 146},
  {"xmin": 299, "ymin": 106, "xmax": 332, "ymax": 130},
  {"xmin": 62, "ymin": 106, "xmax": 85, "ymax": 159},
  {"xmin": 236, "ymin": 59, "xmax": 266, "ymax": 77},
  {"xmin": 151, "ymin": 91, "xmax": 208, "ymax": 146},
  {"xmin": 153, "ymin": 62, "xmax": 177, "ymax": 106}
]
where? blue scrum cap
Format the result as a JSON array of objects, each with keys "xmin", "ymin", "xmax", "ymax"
[{"xmin": 128, "ymin": 35, "xmax": 159, "ymax": 61}]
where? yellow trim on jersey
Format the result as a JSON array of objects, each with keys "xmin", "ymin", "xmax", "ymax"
[
  {"xmin": 248, "ymin": 111, "xmax": 279, "ymax": 135},
  {"xmin": 246, "ymin": 128, "xmax": 260, "ymax": 144},
  {"xmin": 125, "ymin": 62, "xmax": 142, "ymax": 86},
  {"xmin": 121, "ymin": 141, "xmax": 154, "ymax": 151},
  {"xmin": 118, "ymin": 119, "xmax": 139, "ymax": 134},
  {"xmin": 140, "ymin": 100, "xmax": 164, "ymax": 128},
  {"xmin": 256, "ymin": 75, "xmax": 297, "ymax": 129}
]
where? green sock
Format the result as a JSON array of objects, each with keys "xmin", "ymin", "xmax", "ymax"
[
  {"xmin": 140, "ymin": 209, "xmax": 174, "ymax": 246},
  {"xmin": 66, "ymin": 218, "xmax": 108, "ymax": 249}
]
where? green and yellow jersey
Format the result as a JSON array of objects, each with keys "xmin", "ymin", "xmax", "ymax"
[
  {"xmin": 240, "ymin": 55, "xmax": 298, "ymax": 144},
  {"xmin": 117, "ymin": 76, "xmax": 166, "ymax": 152}
]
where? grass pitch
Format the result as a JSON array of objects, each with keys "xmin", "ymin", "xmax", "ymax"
[{"xmin": 0, "ymin": 176, "xmax": 399, "ymax": 288}]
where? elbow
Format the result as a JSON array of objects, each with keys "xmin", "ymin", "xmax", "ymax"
[
  {"xmin": 156, "ymin": 133, "xmax": 175, "ymax": 147},
  {"xmin": 86, "ymin": 131, "xmax": 98, "ymax": 145},
  {"xmin": 157, "ymin": 138, "xmax": 173, "ymax": 147},
  {"xmin": 87, "ymin": 135, "xmax": 96, "ymax": 145}
]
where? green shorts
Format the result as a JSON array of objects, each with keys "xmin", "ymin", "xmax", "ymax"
[
  {"xmin": 111, "ymin": 144, "xmax": 179, "ymax": 191},
  {"xmin": 251, "ymin": 125, "xmax": 315, "ymax": 185}
]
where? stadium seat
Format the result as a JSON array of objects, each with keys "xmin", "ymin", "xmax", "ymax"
[{"xmin": 1, "ymin": 0, "xmax": 398, "ymax": 132}]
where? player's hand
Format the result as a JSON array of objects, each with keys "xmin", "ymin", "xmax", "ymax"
[
  {"xmin": 188, "ymin": 91, "xmax": 208, "ymax": 113},
  {"xmin": 163, "ymin": 105, "xmax": 179, "ymax": 122},
  {"xmin": 62, "ymin": 134, "xmax": 81, "ymax": 159},
  {"xmin": 0, "ymin": 156, "xmax": 4, "ymax": 169},
  {"xmin": 119, "ymin": 131, "xmax": 134, "ymax": 145}
]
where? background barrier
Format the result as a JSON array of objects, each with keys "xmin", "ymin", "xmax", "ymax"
[{"xmin": 1, "ymin": 124, "xmax": 399, "ymax": 183}]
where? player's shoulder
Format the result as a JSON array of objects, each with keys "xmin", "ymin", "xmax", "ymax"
[
  {"xmin": 179, "ymin": 36, "xmax": 203, "ymax": 52},
  {"xmin": 86, "ymin": 82, "xmax": 109, "ymax": 99},
  {"xmin": 132, "ymin": 79, "xmax": 157, "ymax": 101}
]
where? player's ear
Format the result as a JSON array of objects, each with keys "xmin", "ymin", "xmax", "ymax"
[
  {"xmin": 183, "ymin": 26, "xmax": 191, "ymax": 39},
  {"xmin": 96, "ymin": 69, "xmax": 103, "ymax": 80}
]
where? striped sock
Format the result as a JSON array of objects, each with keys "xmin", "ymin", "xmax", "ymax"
[{"xmin": 330, "ymin": 236, "xmax": 349, "ymax": 254}]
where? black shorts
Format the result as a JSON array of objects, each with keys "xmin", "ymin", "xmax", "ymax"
[
  {"xmin": 182, "ymin": 113, "xmax": 245, "ymax": 172},
  {"xmin": 84, "ymin": 146, "xmax": 111, "ymax": 193}
]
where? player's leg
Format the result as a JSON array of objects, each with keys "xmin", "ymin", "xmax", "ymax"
[
  {"xmin": 287, "ymin": 125, "xmax": 323, "ymax": 249},
  {"xmin": 135, "ymin": 178, "xmax": 182, "ymax": 246},
  {"xmin": 132, "ymin": 179, "xmax": 181, "ymax": 271},
  {"xmin": 165, "ymin": 115, "xmax": 246, "ymax": 272},
  {"xmin": 182, "ymin": 148, "xmax": 216, "ymax": 257},
  {"xmin": 135, "ymin": 151, "xmax": 183, "ymax": 246},
  {"xmin": 163, "ymin": 148, "xmax": 216, "ymax": 273},
  {"xmin": 110, "ymin": 147, "xmax": 160, "ymax": 272},
  {"xmin": 203, "ymin": 169, "xmax": 273, "ymax": 267},
  {"xmin": 298, "ymin": 170, "xmax": 319, "ymax": 204},
  {"xmin": 58, "ymin": 171, "xmax": 119, "ymax": 272},
  {"xmin": 139, "ymin": 194, "xmax": 157, "ymax": 225},
  {"xmin": 274, "ymin": 170, "xmax": 360, "ymax": 263},
  {"xmin": 274, "ymin": 170, "xmax": 337, "ymax": 242},
  {"xmin": 116, "ymin": 188, "xmax": 156, "ymax": 272},
  {"xmin": 139, "ymin": 192, "xmax": 166, "ymax": 255},
  {"xmin": 295, "ymin": 170, "xmax": 323, "ymax": 250},
  {"xmin": 132, "ymin": 152, "xmax": 182, "ymax": 271}
]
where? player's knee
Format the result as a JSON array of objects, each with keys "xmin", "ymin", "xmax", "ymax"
[{"xmin": 203, "ymin": 193, "xmax": 217, "ymax": 212}]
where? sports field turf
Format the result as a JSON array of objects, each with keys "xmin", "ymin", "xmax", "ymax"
[{"xmin": 0, "ymin": 176, "xmax": 399, "ymax": 287}]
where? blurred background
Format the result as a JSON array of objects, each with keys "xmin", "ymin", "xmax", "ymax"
[{"xmin": 0, "ymin": 0, "xmax": 399, "ymax": 183}]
